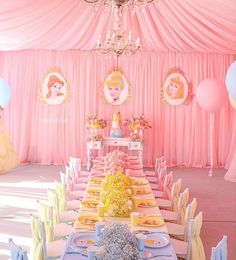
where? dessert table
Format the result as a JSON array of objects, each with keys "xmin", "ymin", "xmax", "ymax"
[
  {"xmin": 86, "ymin": 137, "xmax": 143, "ymax": 170},
  {"xmin": 60, "ymin": 164, "xmax": 177, "ymax": 260}
]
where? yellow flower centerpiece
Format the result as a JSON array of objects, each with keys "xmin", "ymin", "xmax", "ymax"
[{"xmin": 101, "ymin": 171, "xmax": 135, "ymax": 217}]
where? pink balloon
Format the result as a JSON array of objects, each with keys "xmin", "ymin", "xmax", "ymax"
[{"xmin": 196, "ymin": 79, "xmax": 228, "ymax": 112}]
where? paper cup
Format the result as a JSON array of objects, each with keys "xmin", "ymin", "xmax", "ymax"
[
  {"xmin": 97, "ymin": 203, "xmax": 106, "ymax": 217},
  {"xmin": 87, "ymin": 245, "xmax": 98, "ymax": 259},
  {"xmin": 136, "ymin": 233, "xmax": 147, "ymax": 251},
  {"xmin": 95, "ymin": 221, "xmax": 105, "ymax": 237},
  {"xmin": 130, "ymin": 212, "xmax": 140, "ymax": 226}
]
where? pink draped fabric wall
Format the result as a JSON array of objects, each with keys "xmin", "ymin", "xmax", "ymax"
[{"xmin": 0, "ymin": 50, "xmax": 235, "ymax": 167}]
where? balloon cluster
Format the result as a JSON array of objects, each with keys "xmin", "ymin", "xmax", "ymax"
[
  {"xmin": 226, "ymin": 60, "xmax": 236, "ymax": 110},
  {"xmin": 0, "ymin": 79, "xmax": 11, "ymax": 109}
]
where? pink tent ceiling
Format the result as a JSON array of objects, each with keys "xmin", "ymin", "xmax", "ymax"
[{"xmin": 0, "ymin": 0, "xmax": 235, "ymax": 53}]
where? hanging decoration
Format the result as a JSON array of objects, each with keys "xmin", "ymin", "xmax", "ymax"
[
  {"xmin": 39, "ymin": 67, "xmax": 70, "ymax": 105},
  {"xmin": 161, "ymin": 68, "xmax": 193, "ymax": 106},
  {"xmin": 102, "ymin": 68, "xmax": 131, "ymax": 105}
]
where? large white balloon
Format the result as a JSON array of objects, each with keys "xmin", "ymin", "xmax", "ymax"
[
  {"xmin": 226, "ymin": 60, "xmax": 236, "ymax": 100},
  {"xmin": 0, "ymin": 79, "xmax": 11, "ymax": 108}
]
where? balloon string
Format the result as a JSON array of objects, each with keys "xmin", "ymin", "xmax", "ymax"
[{"xmin": 209, "ymin": 112, "xmax": 214, "ymax": 176}]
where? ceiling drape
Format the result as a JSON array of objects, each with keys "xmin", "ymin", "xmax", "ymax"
[{"xmin": 0, "ymin": 0, "xmax": 235, "ymax": 53}]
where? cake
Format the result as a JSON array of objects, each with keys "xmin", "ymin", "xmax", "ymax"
[{"xmin": 110, "ymin": 112, "xmax": 123, "ymax": 138}]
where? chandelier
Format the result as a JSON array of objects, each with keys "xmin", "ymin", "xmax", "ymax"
[
  {"xmin": 84, "ymin": 0, "xmax": 156, "ymax": 9},
  {"xmin": 96, "ymin": 10, "xmax": 140, "ymax": 57}
]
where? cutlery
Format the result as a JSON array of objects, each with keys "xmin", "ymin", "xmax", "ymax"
[
  {"xmin": 144, "ymin": 254, "xmax": 172, "ymax": 259},
  {"xmin": 65, "ymin": 251, "xmax": 87, "ymax": 256},
  {"xmin": 75, "ymin": 227, "xmax": 95, "ymax": 231}
]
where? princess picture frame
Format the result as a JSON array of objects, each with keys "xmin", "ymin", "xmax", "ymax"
[
  {"xmin": 161, "ymin": 68, "xmax": 193, "ymax": 106},
  {"xmin": 103, "ymin": 68, "xmax": 131, "ymax": 106},
  {"xmin": 40, "ymin": 67, "xmax": 70, "ymax": 105}
]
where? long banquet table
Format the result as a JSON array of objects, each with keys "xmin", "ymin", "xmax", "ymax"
[{"xmin": 61, "ymin": 166, "xmax": 177, "ymax": 260}]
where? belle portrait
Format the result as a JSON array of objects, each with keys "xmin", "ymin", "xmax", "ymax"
[
  {"xmin": 46, "ymin": 75, "xmax": 64, "ymax": 100},
  {"xmin": 40, "ymin": 68, "xmax": 68, "ymax": 105},
  {"xmin": 103, "ymin": 71, "xmax": 130, "ymax": 106}
]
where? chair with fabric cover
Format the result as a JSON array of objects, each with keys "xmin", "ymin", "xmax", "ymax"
[
  {"xmin": 70, "ymin": 156, "xmax": 90, "ymax": 177},
  {"xmin": 145, "ymin": 156, "xmax": 164, "ymax": 177},
  {"xmin": 47, "ymin": 189, "xmax": 77, "ymax": 224},
  {"xmin": 152, "ymin": 171, "xmax": 173, "ymax": 199},
  {"xmin": 65, "ymin": 165, "xmax": 71, "ymax": 179},
  {"xmin": 9, "ymin": 238, "xmax": 28, "ymax": 260},
  {"xmin": 161, "ymin": 185, "xmax": 189, "ymax": 223},
  {"xmin": 69, "ymin": 156, "xmax": 81, "ymax": 172},
  {"xmin": 149, "ymin": 166, "xmax": 167, "ymax": 193},
  {"xmin": 69, "ymin": 162, "xmax": 88, "ymax": 188},
  {"xmin": 166, "ymin": 197, "xmax": 197, "ymax": 241},
  {"xmin": 60, "ymin": 171, "xmax": 84, "ymax": 200},
  {"xmin": 30, "ymin": 215, "xmax": 67, "ymax": 259},
  {"xmin": 36, "ymin": 200, "xmax": 73, "ymax": 240},
  {"xmin": 156, "ymin": 178, "xmax": 182, "ymax": 210},
  {"xmin": 146, "ymin": 158, "xmax": 166, "ymax": 182},
  {"xmin": 211, "ymin": 236, "xmax": 227, "ymax": 260},
  {"xmin": 55, "ymin": 181, "xmax": 81, "ymax": 211},
  {"xmin": 171, "ymin": 212, "xmax": 205, "ymax": 260}
]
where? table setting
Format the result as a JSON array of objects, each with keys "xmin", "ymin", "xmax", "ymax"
[{"xmin": 60, "ymin": 150, "xmax": 177, "ymax": 259}]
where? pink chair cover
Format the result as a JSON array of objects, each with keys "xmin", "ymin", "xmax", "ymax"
[{"xmin": 164, "ymin": 172, "xmax": 173, "ymax": 200}]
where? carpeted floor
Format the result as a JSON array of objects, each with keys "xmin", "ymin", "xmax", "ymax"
[{"xmin": 0, "ymin": 165, "xmax": 235, "ymax": 259}]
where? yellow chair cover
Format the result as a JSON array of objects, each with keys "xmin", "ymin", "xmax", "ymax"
[
  {"xmin": 179, "ymin": 188, "xmax": 189, "ymax": 225},
  {"xmin": 190, "ymin": 212, "xmax": 206, "ymax": 260},
  {"xmin": 185, "ymin": 198, "xmax": 197, "ymax": 241},
  {"xmin": 47, "ymin": 190, "xmax": 59, "ymax": 225},
  {"xmin": 172, "ymin": 179, "xmax": 182, "ymax": 212},
  {"xmin": 37, "ymin": 202, "xmax": 53, "ymax": 243},
  {"xmin": 0, "ymin": 121, "xmax": 19, "ymax": 174},
  {"xmin": 30, "ymin": 216, "xmax": 43, "ymax": 260},
  {"xmin": 55, "ymin": 182, "xmax": 66, "ymax": 212}
]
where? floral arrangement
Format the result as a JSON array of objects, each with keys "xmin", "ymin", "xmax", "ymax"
[
  {"xmin": 124, "ymin": 115, "xmax": 151, "ymax": 142},
  {"xmin": 89, "ymin": 134, "xmax": 104, "ymax": 142},
  {"xmin": 101, "ymin": 190, "xmax": 133, "ymax": 217},
  {"xmin": 139, "ymin": 115, "xmax": 152, "ymax": 130},
  {"xmin": 85, "ymin": 113, "xmax": 107, "ymax": 141},
  {"xmin": 124, "ymin": 115, "xmax": 151, "ymax": 130},
  {"xmin": 85, "ymin": 113, "xmax": 107, "ymax": 129},
  {"xmin": 104, "ymin": 151, "xmax": 128, "ymax": 173},
  {"xmin": 95, "ymin": 222, "xmax": 141, "ymax": 260},
  {"xmin": 102, "ymin": 171, "xmax": 131, "ymax": 191},
  {"xmin": 101, "ymin": 171, "xmax": 134, "ymax": 217}
]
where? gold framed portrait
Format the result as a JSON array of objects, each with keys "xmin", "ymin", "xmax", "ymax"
[
  {"xmin": 102, "ymin": 68, "xmax": 131, "ymax": 106},
  {"xmin": 40, "ymin": 67, "xmax": 70, "ymax": 105},
  {"xmin": 161, "ymin": 68, "xmax": 193, "ymax": 106}
]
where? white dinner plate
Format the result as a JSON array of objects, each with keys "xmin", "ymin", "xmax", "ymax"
[
  {"xmin": 72, "ymin": 233, "xmax": 96, "ymax": 248},
  {"xmin": 145, "ymin": 235, "xmax": 170, "ymax": 248}
]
